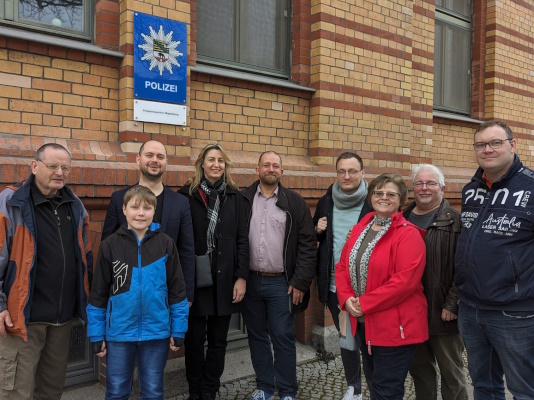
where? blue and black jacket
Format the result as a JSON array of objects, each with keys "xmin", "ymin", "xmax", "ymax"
[
  {"xmin": 87, "ymin": 223, "xmax": 188, "ymax": 342},
  {"xmin": 455, "ymin": 155, "xmax": 534, "ymax": 311}
]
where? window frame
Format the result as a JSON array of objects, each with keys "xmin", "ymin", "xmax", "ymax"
[
  {"xmin": 433, "ymin": 4, "xmax": 472, "ymax": 115},
  {"xmin": 196, "ymin": 0, "xmax": 292, "ymax": 79},
  {"xmin": 0, "ymin": 0, "xmax": 93, "ymax": 41}
]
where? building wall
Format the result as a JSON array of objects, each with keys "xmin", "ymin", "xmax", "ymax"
[{"xmin": 2, "ymin": 0, "xmax": 534, "ymax": 377}]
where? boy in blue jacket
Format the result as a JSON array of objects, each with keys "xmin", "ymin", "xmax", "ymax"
[{"xmin": 87, "ymin": 185, "xmax": 189, "ymax": 399}]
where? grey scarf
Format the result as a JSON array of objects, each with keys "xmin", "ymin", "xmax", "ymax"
[{"xmin": 331, "ymin": 179, "xmax": 368, "ymax": 210}]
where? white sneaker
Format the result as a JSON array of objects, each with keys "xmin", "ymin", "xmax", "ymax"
[{"xmin": 342, "ymin": 386, "xmax": 362, "ymax": 400}]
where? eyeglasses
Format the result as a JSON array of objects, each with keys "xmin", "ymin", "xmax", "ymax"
[
  {"xmin": 473, "ymin": 138, "xmax": 513, "ymax": 151},
  {"xmin": 372, "ymin": 191, "xmax": 399, "ymax": 199},
  {"xmin": 37, "ymin": 160, "xmax": 71, "ymax": 173},
  {"xmin": 337, "ymin": 169, "xmax": 361, "ymax": 178},
  {"xmin": 414, "ymin": 181, "xmax": 439, "ymax": 188}
]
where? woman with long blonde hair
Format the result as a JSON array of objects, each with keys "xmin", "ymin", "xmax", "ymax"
[{"xmin": 179, "ymin": 144, "xmax": 249, "ymax": 400}]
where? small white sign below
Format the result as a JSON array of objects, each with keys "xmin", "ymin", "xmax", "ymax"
[{"xmin": 134, "ymin": 99, "xmax": 187, "ymax": 126}]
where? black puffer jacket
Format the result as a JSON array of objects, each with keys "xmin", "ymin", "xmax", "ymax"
[
  {"xmin": 404, "ymin": 199, "xmax": 461, "ymax": 335},
  {"xmin": 241, "ymin": 181, "xmax": 316, "ymax": 314},
  {"xmin": 313, "ymin": 184, "xmax": 371, "ymax": 304}
]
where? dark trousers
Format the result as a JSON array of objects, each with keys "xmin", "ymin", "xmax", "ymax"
[
  {"xmin": 357, "ymin": 323, "xmax": 417, "ymax": 400},
  {"xmin": 327, "ymin": 290, "xmax": 362, "ymax": 392},
  {"xmin": 241, "ymin": 274, "xmax": 297, "ymax": 398},
  {"xmin": 409, "ymin": 334, "xmax": 468, "ymax": 400},
  {"xmin": 184, "ymin": 314, "xmax": 232, "ymax": 397}
]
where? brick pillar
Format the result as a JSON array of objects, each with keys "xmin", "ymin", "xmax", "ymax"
[
  {"xmin": 118, "ymin": 0, "xmax": 191, "ymax": 165},
  {"xmin": 308, "ymin": 0, "xmax": 432, "ymax": 174}
]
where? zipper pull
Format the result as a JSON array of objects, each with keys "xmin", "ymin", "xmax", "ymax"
[
  {"xmin": 515, "ymin": 283, "xmax": 518, "ymax": 293},
  {"xmin": 400, "ymin": 325, "xmax": 405, "ymax": 339},
  {"xmin": 54, "ymin": 208, "xmax": 60, "ymax": 226},
  {"xmin": 367, "ymin": 340, "xmax": 372, "ymax": 355}
]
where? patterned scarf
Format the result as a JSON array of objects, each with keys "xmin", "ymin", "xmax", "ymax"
[
  {"xmin": 348, "ymin": 215, "xmax": 392, "ymax": 296},
  {"xmin": 199, "ymin": 177, "xmax": 227, "ymax": 254}
]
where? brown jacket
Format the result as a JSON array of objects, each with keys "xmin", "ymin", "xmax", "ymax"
[{"xmin": 404, "ymin": 199, "xmax": 461, "ymax": 336}]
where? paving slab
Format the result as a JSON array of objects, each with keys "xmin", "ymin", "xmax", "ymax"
[{"xmin": 62, "ymin": 344, "xmax": 513, "ymax": 400}]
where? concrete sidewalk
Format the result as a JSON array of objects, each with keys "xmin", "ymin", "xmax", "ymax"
[{"xmin": 62, "ymin": 343, "xmax": 513, "ymax": 399}]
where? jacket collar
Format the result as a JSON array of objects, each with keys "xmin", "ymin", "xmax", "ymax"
[
  {"xmin": 403, "ymin": 198, "xmax": 450, "ymax": 219},
  {"xmin": 472, "ymin": 154, "xmax": 523, "ymax": 187},
  {"xmin": 359, "ymin": 210, "xmax": 425, "ymax": 237},
  {"xmin": 8, "ymin": 174, "xmax": 75, "ymax": 208},
  {"xmin": 30, "ymin": 181, "xmax": 74, "ymax": 206},
  {"xmin": 242, "ymin": 180, "xmax": 289, "ymax": 210}
]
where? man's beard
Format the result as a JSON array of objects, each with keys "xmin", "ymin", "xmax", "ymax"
[
  {"xmin": 260, "ymin": 174, "xmax": 280, "ymax": 186},
  {"xmin": 140, "ymin": 165, "xmax": 164, "ymax": 182}
]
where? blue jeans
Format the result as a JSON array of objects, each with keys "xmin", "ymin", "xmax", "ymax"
[
  {"xmin": 356, "ymin": 323, "xmax": 417, "ymax": 400},
  {"xmin": 458, "ymin": 302, "xmax": 534, "ymax": 400},
  {"xmin": 241, "ymin": 274, "xmax": 297, "ymax": 398},
  {"xmin": 105, "ymin": 339, "xmax": 169, "ymax": 400}
]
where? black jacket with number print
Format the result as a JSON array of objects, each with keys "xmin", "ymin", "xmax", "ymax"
[{"xmin": 455, "ymin": 155, "xmax": 534, "ymax": 311}]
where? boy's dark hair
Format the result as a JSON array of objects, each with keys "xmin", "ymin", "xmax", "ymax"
[
  {"xmin": 123, "ymin": 185, "xmax": 157, "ymax": 208},
  {"xmin": 335, "ymin": 152, "xmax": 364, "ymax": 169}
]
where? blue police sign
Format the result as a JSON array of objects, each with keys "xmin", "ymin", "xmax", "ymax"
[{"xmin": 134, "ymin": 12, "xmax": 187, "ymax": 104}]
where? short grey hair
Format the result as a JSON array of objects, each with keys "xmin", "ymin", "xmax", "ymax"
[{"xmin": 412, "ymin": 164, "xmax": 445, "ymax": 187}]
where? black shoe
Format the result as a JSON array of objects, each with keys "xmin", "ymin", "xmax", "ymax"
[{"xmin": 202, "ymin": 393, "xmax": 216, "ymax": 400}]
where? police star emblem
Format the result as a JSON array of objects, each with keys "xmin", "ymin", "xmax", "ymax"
[{"xmin": 138, "ymin": 25, "xmax": 183, "ymax": 76}]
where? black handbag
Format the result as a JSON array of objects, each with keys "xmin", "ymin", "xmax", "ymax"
[{"xmin": 195, "ymin": 253, "xmax": 213, "ymax": 288}]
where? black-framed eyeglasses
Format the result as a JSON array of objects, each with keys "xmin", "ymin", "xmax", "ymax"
[
  {"xmin": 337, "ymin": 169, "xmax": 361, "ymax": 178},
  {"xmin": 473, "ymin": 138, "xmax": 513, "ymax": 151},
  {"xmin": 37, "ymin": 160, "xmax": 71, "ymax": 173},
  {"xmin": 414, "ymin": 181, "xmax": 439, "ymax": 188},
  {"xmin": 372, "ymin": 191, "xmax": 399, "ymax": 199}
]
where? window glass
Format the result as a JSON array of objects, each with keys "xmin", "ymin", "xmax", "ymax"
[
  {"xmin": 0, "ymin": 0, "xmax": 90, "ymax": 38},
  {"xmin": 433, "ymin": 2, "xmax": 472, "ymax": 114},
  {"xmin": 19, "ymin": 0, "xmax": 85, "ymax": 31},
  {"xmin": 197, "ymin": 0, "xmax": 290, "ymax": 77},
  {"xmin": 196, "ymin": 0, "xmax": 235, "ymax": 63},
  {"xmin": 436, "ymin": 0, "xmax": 471, "ymax": 18},
  {"xmin": 434, "ymin": 19, "xmax": 471, "ymax": 113},
  {"xmin": 241, "ymin": 2, "xmax": 288, "ymax": 72}
]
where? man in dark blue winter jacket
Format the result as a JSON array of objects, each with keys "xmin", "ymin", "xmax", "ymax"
[{"xmin": 455, "ymin": 120, "xmax": 534, "ymax": 399}]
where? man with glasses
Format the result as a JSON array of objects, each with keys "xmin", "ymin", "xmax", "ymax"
[
  {"xmin": 313, "ymin": 152, "xmax": 370, "ymax": 400},
  {"xmin": 404, "ymin": 164, "xmax": 468, "ymax": 400},
  {"xmin": 0, "ymin": 143, "xmax": 92, "ymax": 399},
  {"xmin": 102, "ymin": 140, "xmax": 195, "ymax": 305},
  {"xmin": 455, "ymin": 120, "xmax": 534, "ymax": 398}
]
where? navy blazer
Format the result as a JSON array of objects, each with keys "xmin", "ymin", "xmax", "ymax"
[{"xmin": 102, "ymin": 185, "xmax": 196, "ymax": 303}]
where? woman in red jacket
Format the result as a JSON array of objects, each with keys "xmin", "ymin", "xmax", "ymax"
[{"xmin": 335, "ymin": 173, "xmax": 428, "ymax": 400}]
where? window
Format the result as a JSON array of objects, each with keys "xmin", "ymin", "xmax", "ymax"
[
  {"xmin": 434, "ymin": 0, "xmax": 472, "ymax": 114},
  {"xmin": 196, "ymin": 0, "xmax": 291, "ymax": 78},
  {"xmin": 0, "ymin": 0, "xmax": 92, "ymax": 39}
]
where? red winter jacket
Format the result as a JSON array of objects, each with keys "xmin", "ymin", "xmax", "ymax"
[{"xmin": 335, "ymin": 211, "xmax": 428, "ymax": 349}]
